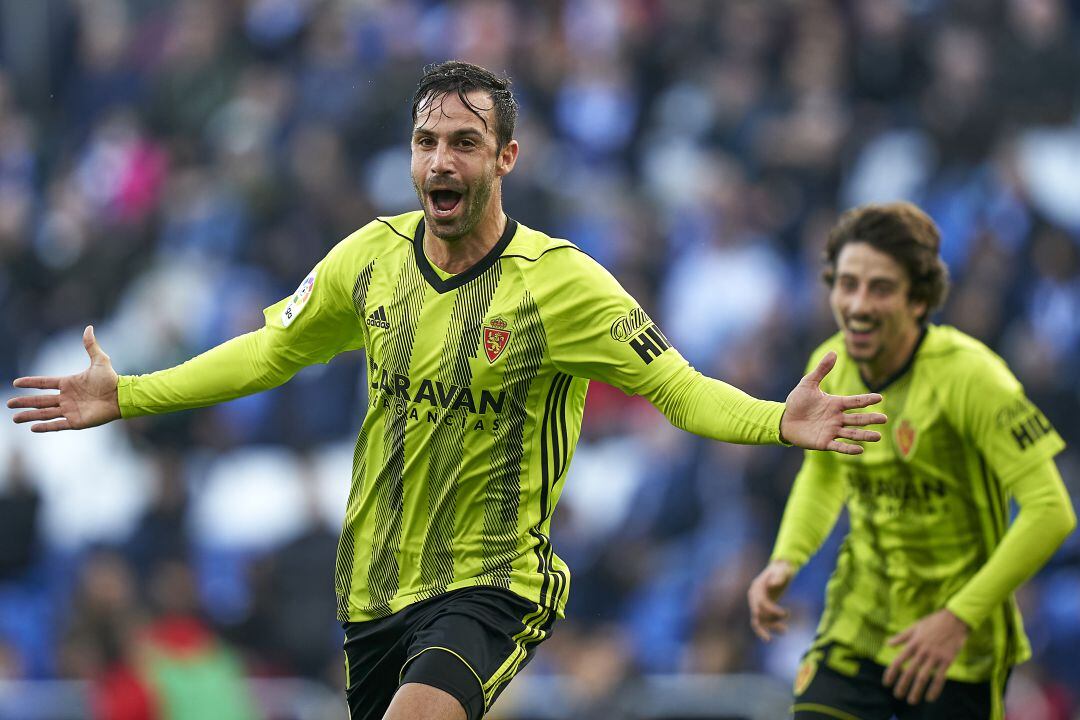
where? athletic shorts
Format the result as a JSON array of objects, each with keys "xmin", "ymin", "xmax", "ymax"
[
  {"xmin": 790, "ymin": 642, "xmax": 1008, "ymax": 720},
  {"xmin": 342, "ymin": 586, "xmax": 556, "ymax": 720}
]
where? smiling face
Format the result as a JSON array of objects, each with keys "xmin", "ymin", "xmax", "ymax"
[
  {"xmin": 829, "ymin": 241, "xmax": 926, "ymax": 383},
  {"xmin": 411, "ymin": 89, "xmax": 518, "ymax": 242}
]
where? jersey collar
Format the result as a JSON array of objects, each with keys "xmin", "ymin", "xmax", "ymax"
[{"xmin": 413, "ymin": 215, "xmax": 519, "ymax": 293}]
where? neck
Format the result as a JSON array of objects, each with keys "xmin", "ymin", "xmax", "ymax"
[
  {"xmin": 424, "ymin": 189, "xmax": 506, "ymax": 274},
  {"xmin": 858, "ymin": 325, "xmax": 925, "ymax": 389}
]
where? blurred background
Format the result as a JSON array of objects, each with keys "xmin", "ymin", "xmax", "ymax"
[{"xmin": 0, "ymin": 0, "xmax": 1078, "ymax": 718}]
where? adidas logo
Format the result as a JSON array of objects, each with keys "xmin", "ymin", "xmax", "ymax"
[{"xmin": 366, "ymin": 306, "xmax": 390, "ymax": 329}]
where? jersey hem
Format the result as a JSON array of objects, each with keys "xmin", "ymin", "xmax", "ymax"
[
  {"xmin": 339, "ymin": 579, "xmax": 567, "ymax": 623},
  {"xmin": 791, "ymin": 703, "xmax": 862, "ymax": 720},
  {"xmin": 814, "ymin": 635, "xmax": 1029, "ymax": 684}
]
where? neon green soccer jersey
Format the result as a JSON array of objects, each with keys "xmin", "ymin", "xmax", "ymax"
[
  {"xmin": 118, "ymin": 211, "xmax": 787, "ymax": 622},
  {"xmin": 773, "ymin": 325, "xmax": 1067, "ymax": 683}
]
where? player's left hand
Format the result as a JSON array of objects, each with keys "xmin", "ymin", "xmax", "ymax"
[
  {"xmin": 780, "ymin": 351, "xmax": 887, "ymax": 455},
  {"xmin": 883, "ymin": 608, "xmax": 970, "ymax": 705}
]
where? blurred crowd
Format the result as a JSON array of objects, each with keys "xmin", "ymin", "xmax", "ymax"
[{"xmin": 1, "ymin": 0, "xmax": 1080, "ymax": 717}]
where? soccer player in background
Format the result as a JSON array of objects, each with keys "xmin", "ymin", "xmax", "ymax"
[
  {"xmin": 11, "ymin": 62, "xmax": 889, "ymax": 720},
  {"xmin": 747, "ymin": 202, "xmax": 1075, "ymax": 720}
]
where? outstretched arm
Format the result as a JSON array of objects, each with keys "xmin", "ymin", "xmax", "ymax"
[
  {"xmin": 532, "ymin": 245, "xmax": 885, "ymax": 451},
  {"xmin": 9, "ymin": 326, "xmax": 121, "ymax": 432},
  {"xmin": 9, "ymin": 324, "xmax": 307, "ymax": 431},
  {"xmin": 10, "ymin": 243, "xmax": 368, "ymax": 432},
  {"xmin": 649, "ymin": 351, "xmax": 886, "ymax": 453}
]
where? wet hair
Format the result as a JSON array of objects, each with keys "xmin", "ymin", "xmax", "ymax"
[
  {"xmin": 411, "ymin": 61, "xmax": 517, "ymax": 150},
  {"xmin": 823, "ymin": 202, "xmax": 950, "ymax": 323}
]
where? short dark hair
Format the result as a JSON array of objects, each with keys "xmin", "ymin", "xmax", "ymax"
[
  {"xmin": 411, "ymin": 61, "xmax": 517, "ymax": 150},
  {"xmin": 823, "ymin": 202, "xmax": 950, "ymax": 323}
]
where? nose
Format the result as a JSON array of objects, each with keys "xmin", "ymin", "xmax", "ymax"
[
  {"xmin": 430, "ymin": 140, "xmax": 454, "ymax": 176},
  {"xmin": 847, "ymin": 286, "xmax": 871, "ymax": 316}
]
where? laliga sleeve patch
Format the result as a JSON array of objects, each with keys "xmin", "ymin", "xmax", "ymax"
[{"xmin": 281, "ymin": 270, "xmax": 317, "ymax": 327}]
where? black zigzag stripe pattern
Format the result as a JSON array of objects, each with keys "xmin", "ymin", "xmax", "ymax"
[
  {"xmin": 852, "ymin": 498, "xmax": 891, "ymax": 660},
  {"xmin": 978, "ymin": 456, "xmax": 1017, "ymax": 674},
  {"xmin": 363, "ymin": 259, "xmax": 428, "ymax": 618},
  {"xmin": 481, "ymin": 293, "xmax": 546, "ymax": 589},
  {"xmin": 417, "ymin": 263, "xmax": 503, "ymax": 601},
  {"xmin": 336, "ymin": 262, "xmax": 376, "ymax": 621},
  {"xmin": 531, "ymin": 371, "xmax": 573, "ymax": 610}
]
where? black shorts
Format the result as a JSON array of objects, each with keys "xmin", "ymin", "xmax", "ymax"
[
  {"xmin": 342, "ymin": 586, "xmax": 556, "ymax": 720},
  {"xmin": 790, "ymin": 642, "xmax": 1008, "ymax": 720}
]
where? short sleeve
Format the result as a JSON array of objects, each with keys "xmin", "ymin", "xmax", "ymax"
[
  {"xmin": 261, "ymin": 240, "xmax": 366, "ymax": 366},
  {"xmin": 952, "ymin": 351, "xmax": 1065, "ymax": 486},
  {"xmin": 534, "ymin": 249, "xmax": 690, "ymax": 396}
]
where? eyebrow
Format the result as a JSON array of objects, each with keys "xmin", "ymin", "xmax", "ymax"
[
  {"xmin": 412, "ymin": 127, "xmax": 486, "ymax": 140},
  {"xmin": 838, "ymin": 272, "xmax": 901, "ymax": 285}
]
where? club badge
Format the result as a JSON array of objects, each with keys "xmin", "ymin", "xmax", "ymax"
[
  {"xmin": 794, "ymin": 656, "xmax": 817, "ymax": 696},
  {"xmin": 483, "ymin": 317, "xmax": 511, "ymax": 363},
  {"xmin": 895, "ymin": 418, "xmax": 918, "ymax": 459}
]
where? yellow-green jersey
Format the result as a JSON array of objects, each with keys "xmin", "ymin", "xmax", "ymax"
[
  {"xmin": 118, "ymin": 211, "xmax": 788, "ymax": 623},
  {"xmin": 773, "ymin": 325, "xmax": 1070, "ymax": 684}
]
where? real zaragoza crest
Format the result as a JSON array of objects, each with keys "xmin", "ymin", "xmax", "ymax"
[
  {"xmin": 895, "ymin": 418, "xmax": 918, "ymax": 459},
  {"xmin": 483, "ymin": 317, "xmax": 511, "ymax": 363},
  {"xmin": 794, "ymin": 655, "xmax": 818, "ymax": 695}
]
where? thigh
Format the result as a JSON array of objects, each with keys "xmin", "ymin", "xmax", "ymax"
[
  {"xmin": 791, "ymin": 643, "xmax": 894, "ymax": 720},
  {"xmin": 895, "ymin": 673, "xmax": 1004, "ymax": 720},
  {"xmin": 401, "ymin": 587, "xmax": 556, "ymax": 720},
  {"xmin": 383, "ymin": 682, "xmax": 466, "ymax": 720},
  {"xmin": 343, "ymin": 617, "xmax": 410, "ymax": 720}
]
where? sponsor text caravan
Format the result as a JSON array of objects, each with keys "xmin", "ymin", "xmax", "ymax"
[{"xmin": 368, "ymin": 360, "xmax": 506, "ymax": 431}]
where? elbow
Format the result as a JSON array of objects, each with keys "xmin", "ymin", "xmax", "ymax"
[
  {"xmin": 1061, "ymin": 503, "xmax": 1077, "ymax": 540},
  {"xmin": 1058, "ymin": 487, "xmax": 1077, "ymax": 535},
  {"xmin": 651, "ymin": 376, "xmax": 697, "ymax": 434},
  {"xmin": 1047, "ymin": 500, "xmax": 1077, "ymax": 548},
  {"xmin": 662, "ymin": 406, "xmax": 691, "ymax": 434}
]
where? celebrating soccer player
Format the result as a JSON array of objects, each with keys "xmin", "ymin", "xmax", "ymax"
[
  {"xmin": 10, "ymin": 62, "xmax": 888, "ymax": 720},
  {"xmin": 747, "ymin": 202, "xmax": 1075, "ymax": 719}
]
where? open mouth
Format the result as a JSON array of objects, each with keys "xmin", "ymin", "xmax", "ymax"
[
  {"xmin": 845, "ymin": 318, "xmax": 878, "ymax": 342},
  {"xmin": 429, "ymin": 189, "xmax": 463, "ymax": 218}
]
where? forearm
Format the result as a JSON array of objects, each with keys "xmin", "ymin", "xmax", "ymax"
[
  {"xmin": 649, "ymin": 367, "xmax": 785, "ymax": 445},
  {"xmin": 771, "ymin": 456, "xmax": 846, "ymax": 570},
  {"xmin": 946, "ymin": 461, "xmax": 1076, "ymax": 629},
  {"xmin": 117, "ymin": 328, "xmax": 303, "ymax": 418}
]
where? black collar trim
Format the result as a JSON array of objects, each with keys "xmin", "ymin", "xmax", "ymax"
[
  {"xmin": 860, "ymin": 327, "xmax": 928, "ymax": 393},
  {"xmin": 413, "ymin": 216, "xmax": 519, "ymax": 293},
  {"xmin": 376, "ymin": 217, "xmax": 415, "ymax": 245},
  {"xmin": 500, "ymin": 245, "xmax": 590, "ymax": 263}
]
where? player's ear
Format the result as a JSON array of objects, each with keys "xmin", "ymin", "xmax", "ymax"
[
  {"xmin": 496, "ymin": 139, "xmax": 518, "ymax": 177},
  {"xmin": 910, "ymin": 297, "xmax": 927, "ymax": 321}
]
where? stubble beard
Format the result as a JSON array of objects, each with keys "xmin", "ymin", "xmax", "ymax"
[
  {"xmin": 416, "ymin": 168, "xmax": 496, "ymax": 243},
  {"xmin": 846, "ymin": 335, "xmax": 887, "ymax": 375}
]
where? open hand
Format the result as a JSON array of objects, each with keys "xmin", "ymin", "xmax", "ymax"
[
  {"xmin": 8, "ymin": 326, "xmax": 121, "ymax": 432},
  {"xmin": 780, "ymin": 351, "xmax": 887, "ymax": 455},
  {"xmin": 748, "ymin": 559, "xmax": 795, "ymax": 642},
  {"xmin": 883, "ymin": 609, "xmax": 969, "ymax": 704}
]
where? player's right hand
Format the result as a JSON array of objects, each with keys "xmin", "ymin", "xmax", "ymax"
[
  {"xmin": 748, "ymin": 559, "xmax": 795, "ymax": 642},
  {"xmin": 8, "ymin": 325, "xmax": 121, "ymax": 432},
  {"xmin": 780, "ymin": 351, "xmax": 887, "ymax": 455}
]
